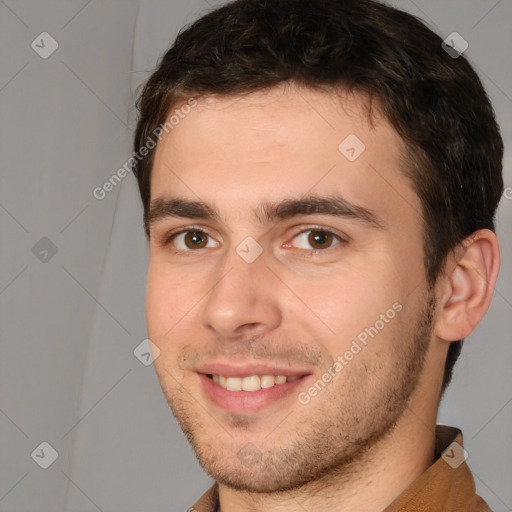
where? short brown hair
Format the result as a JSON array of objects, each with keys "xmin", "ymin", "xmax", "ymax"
[{"xmin": 133, "ymin": 0, "xmax": 504, "ymax": 392}]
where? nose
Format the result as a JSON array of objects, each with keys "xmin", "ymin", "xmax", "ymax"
[{"xmin": 200, "ymin": 245, "xmax": 282, "ymax": 340}]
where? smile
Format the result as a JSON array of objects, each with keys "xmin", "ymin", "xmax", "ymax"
[
  {"xmin": 208, "ymin": 374, "xmax": 301, "ymax": 391},
  {"xmin": 199, "ymin": 371, "xmax": 311, "ymax": 414}
]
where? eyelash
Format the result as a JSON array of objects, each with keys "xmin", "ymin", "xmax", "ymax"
[{"xmin": 162, "ymin": 225, "xmax": 347, "ymax": 257}]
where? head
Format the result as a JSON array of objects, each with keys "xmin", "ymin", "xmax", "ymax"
[{"xmin": 133, "ymin": 0, "xmax": 502, "ymax": 494}]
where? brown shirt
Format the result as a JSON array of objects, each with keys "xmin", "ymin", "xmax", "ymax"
[{"xmin": 188, "ymin": 425, "xmax": 491, "ymax": 512}]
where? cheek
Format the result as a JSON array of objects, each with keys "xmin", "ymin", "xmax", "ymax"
[
  {"xmin": 145, "ymin": 264, "xmax": 183, "ymax": 341},
  {"xmin": 145, "ymin": 262, "xmax": 207, "ymax": 344},
  {"xmin": 293, "ymin": 256, "xmax": 417, "ymax": 355},
  {"xmin": 145, "ymin": 269, "xmax": 182, "ymax": 367},
  {"xmin": 299, "ymin": 267, "xmax": 392, "ymax": 332},
  {"xmin": 145, "ymin": 267, "xmax": 164, "ymax": 332}
]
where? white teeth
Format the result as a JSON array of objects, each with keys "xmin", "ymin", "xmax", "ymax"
[
  {"xmin": 242, "ymin": 375, "xmax": 261, "ymax": 391},
  {"xmin": 212, "ymin": 374, "xmax": 301, "ymax": 391},
  {"xmin": 226, "ymin": 377, "xmax": 242, "ymax": 391},
  {"xmin": 260, "ymin": 375, "xmax": 275, "ymax": 388}
]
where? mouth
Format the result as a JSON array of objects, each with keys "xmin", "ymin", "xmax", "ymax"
[
  {"xmin": 208, "ymin": 373, "xmax": 301, "ymax": 391},
  {"xmin": 197, "ymin": 367, "xmax": 312, "ymax": 414}
]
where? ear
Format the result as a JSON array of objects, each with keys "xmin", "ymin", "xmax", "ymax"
[{"xmin": 434, "ymin": 229, "xmax": 500, "ymax": 341}]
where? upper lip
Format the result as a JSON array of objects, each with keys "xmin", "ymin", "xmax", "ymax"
[{"xmin": 197, "ymin": 362, "xmax": 312, "ymax": 378}]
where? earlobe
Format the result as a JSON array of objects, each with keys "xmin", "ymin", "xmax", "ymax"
[{"xmin": 434, "ymin": 229, "xmax": 500, "ymax": 342}]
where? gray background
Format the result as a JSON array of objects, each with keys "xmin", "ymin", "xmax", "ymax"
[{"xmin": 0, "ymin": 0, "xmax": 510, "ymax": 511}]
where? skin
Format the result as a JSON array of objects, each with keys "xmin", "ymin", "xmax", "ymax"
[{"xmin": 145, "ymin": 83, "xmax": 500, "ymax": 511}]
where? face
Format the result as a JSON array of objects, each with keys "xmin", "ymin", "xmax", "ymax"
[{"xmin": 145, "ymin": 85, "xmax": 436, "ymax": 492}]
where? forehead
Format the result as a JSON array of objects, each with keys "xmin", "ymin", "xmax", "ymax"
[{"xmin": 149, "ymin": 85, "xmax": 419, "ymax": 227}]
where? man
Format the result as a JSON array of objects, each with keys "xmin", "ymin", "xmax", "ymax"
[{"xmin": 132, "ymin": 0, "xmax": 503, "ymax": 510}]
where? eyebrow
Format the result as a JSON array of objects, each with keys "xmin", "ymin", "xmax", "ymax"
[{"xmin": 146, "ymin": 194, "xmax": 384, "ymax": 234}]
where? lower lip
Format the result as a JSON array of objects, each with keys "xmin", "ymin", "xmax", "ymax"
[{"xmin": 199, "ymin": 374, "xmax": 310, "ymax": 414}]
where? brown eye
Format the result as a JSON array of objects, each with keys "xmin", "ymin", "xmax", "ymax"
[
  {"xmin": 308, "ymin": 230, "xmax": 334, "ymax": 249},
  {"xmin": 169, "ymin": 230, "xmax": 219, "ymax": 251},
  {"xmin": 183, "ymin": 231, "xmax": 208, "ymax": 249},
  {"xmin": 289, "ymin": 229, "xmax": 343, "ymax": 251}
]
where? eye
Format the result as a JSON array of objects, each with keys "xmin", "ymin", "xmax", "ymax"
[
  {"xmin": 163, "ymin": 227, "xmax": 345, "ymax": 255},
  {"xmin": 286, "ymin": 229, "xmax": 344, "ymax": 251},
  {"xmin": 167, "ymin": 229, "xmax": 219, "ymax": 251}
]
